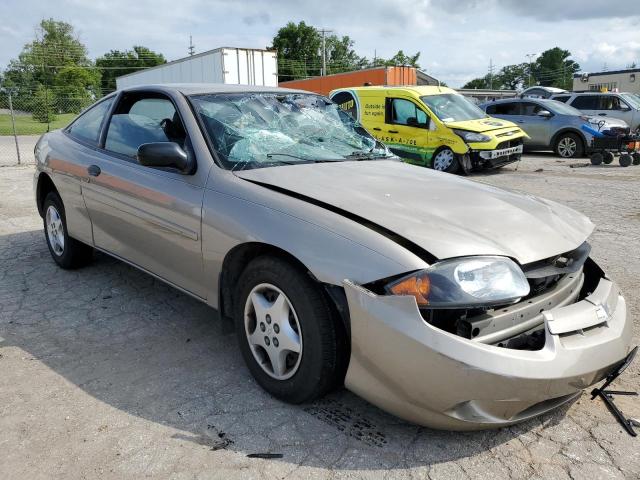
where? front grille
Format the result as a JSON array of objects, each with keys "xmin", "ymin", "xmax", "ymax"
[{"xmin": 495, "ymin": 138, "xmax": 523, "ymax": 150}]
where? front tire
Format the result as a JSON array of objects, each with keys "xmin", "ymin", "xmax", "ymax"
[
  {"xmin": 234, "ymin": 256, "xmax": 345, "ymax": 404},
  {"xmin": 432, "ymin": 148, "xmax": 459, "ymax": 173},
  {"xmin": 43, "ymin": 192, "xmax": 93, "ymax": 269},
  {"xmin": 555, "ymin": 133, "xmax": 583, "ymax": 159}
]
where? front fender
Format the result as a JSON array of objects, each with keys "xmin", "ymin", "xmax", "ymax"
[{"xmin": 201, "ymin": 170, "xmax": 430, "ymax": 307}]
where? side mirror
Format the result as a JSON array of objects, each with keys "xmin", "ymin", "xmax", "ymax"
[
  {"xmin": 537, "ymin": 110, "xmax": 552, "ymax": 118},
  {"xmin": 137, "ymin": 142, "xmax": 192, "ymax": 173}
]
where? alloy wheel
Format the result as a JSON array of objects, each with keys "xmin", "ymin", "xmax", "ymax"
[
  {"xmin": 45, "ymin": 205, "xmax": 65, "ymax": 256},
  {"xmin": 244, "ymin": 283, "xmax": 302, "ymax": 380},
  {"xmin": 557, "ymin": 137, "xmax": 577, "ymax": 158},
  {"xmin": 433, "ymin": 149, "xmax": 454, "ymax": 171}
]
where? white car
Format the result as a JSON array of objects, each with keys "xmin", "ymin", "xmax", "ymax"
[{"xmin": 551, "ymin": 91, "xmax": 640, "ymax": 131}]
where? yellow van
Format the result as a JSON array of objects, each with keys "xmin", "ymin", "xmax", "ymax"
[{"xmin": 329, "ymin": 86, "xmax": 527, "ymax": 173}]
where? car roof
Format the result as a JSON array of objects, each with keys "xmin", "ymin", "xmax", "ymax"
[
  {"xmin": 334, "ymin": 85, "xmax": 457, "ymax": 96},
  {"xmin": 482, "ymin": 97, "xmax": 556, "ymax": 105},
  {"xmin": 118, "ymin": 83, "xmax": 311, "ymax": 96}
]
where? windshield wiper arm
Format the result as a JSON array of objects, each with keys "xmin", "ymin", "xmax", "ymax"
[
  {"xmin": 266, "ymin": 153, "xmax": 344, "ymax": 163},
  {"xmin": 344, "ymin": 151, "xmax": 391, "ymax": 160}
]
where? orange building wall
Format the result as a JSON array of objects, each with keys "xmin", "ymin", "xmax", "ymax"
[{"xmin": 278, "ymin": 66, "xmax": 417, "ymax": 96}]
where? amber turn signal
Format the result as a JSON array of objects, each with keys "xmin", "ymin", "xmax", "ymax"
[{"xmin": 387, "ymin": 273, "xmax": 431, "ymax": 306}]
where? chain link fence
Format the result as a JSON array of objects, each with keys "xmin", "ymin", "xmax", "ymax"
[{"xmin": 0, "ymin": 85, "xmax": 104, "ymax": 167}]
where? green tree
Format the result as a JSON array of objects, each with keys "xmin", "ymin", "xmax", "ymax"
[
  {"xmin": 31, "ymin": 85, "xmax": 57, "ymax": 123},
  {"xmin": 462, "ymin": 76, "xmax": 490, "ymax": 89},
  {"xmin": 54, "ymin": 66, "xmax": 100, "ymax": 112},
  {"xmin": 96, "ymin": 46, "xmax": 166, "ymax": 92},
  {"xmin": 270, "ymin": 21, "xmax": 322, "ymax": 80},
  {"xmin": 324, "ymin": 35, "xmax": 368, "ymax": 74},
  {"xmin": 495, "ymin": 63, "xmax": 528, "ymax": 90},
  {"xmin": 380, "ymin": 50, "xmax": 421, "ymax": 68},
  {"xmin": 532, "ymin": 47, "xmax": 580, "ymax": 90},
  {"xmin": 270, "ymin": 22, "xmax": 367, "ymax": 80},
  {"xmin": 2, "ymin": 18, "xmax": 99, "ymax": 117}
]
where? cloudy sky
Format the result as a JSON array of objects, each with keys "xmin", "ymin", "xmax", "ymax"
[{"xmin": 1, "ymin": 0, "xmax": 640, "ymax": 87}]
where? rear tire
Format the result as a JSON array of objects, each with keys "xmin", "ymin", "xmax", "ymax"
[
  {"xmin": 233, "ymin": 256, "xmax": 345, "ymax": 404},
  {"xmin": 603, "ymin": 151, "xmax": 615, "ymax": 164},
  {"xmin": 632, "ymin": 152, "xmax": 640, "ymax": 165},
  {"xmin": 619, "ymin": 153, "xmax": 632, "ymax": 167},
  {"xmin": 590, "ymin": 153, "xmax": 603, "ymax": 165},
  {"xmin": 554, "ymin": 133, "xmax": 583, "ymax": 159},
  {"xmin": 43, "ymin": 192, "xmax": 94, "ymax": 269}
]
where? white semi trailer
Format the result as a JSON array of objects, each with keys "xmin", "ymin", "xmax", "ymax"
[{"xmin": 115, "ymin": 47, "xmax": 278, "ymax": 89}]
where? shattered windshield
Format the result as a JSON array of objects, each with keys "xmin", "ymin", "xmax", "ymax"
[
  {"xmin": 189, "ymin": 93, "xmax": 391, "ymax": 170},
  {"xmin": 421, "ymin": 93, "xmax": 488, "ymax": 123}
]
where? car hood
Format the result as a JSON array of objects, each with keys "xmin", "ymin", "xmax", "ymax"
[
  {"xmin": 235, "ymin": 160, "xmax": 593, "ymax": 265},
  {"xmin": 443, "ymin": 117, "xmax": 520, "ymax": 133}
]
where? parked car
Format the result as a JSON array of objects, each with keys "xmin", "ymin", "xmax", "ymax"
[
  {"xmin": 480, "ymin": 98, "xmax": 630, "ymax": 158},
  {"xmin": 520, "ymin": 86, "xmax": 568, "ymax": 99},
  {"xmin": 550, "ymin": 91, "xmax": 640, "ymax": 132},
  {"xmin": 34, "ymin": 84, "xmax": 633, "ymax": 430},
  {"xmin": 330, "ymin": 86, "xmax": 527, "ymax": 173}
]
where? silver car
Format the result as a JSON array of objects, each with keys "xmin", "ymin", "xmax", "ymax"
[
  {"xmin": 481, "ymin": 98, "xmax": 630, "ymax": 158},
  {"xmin": 34, "ymin": 84, "xmax": 633, "ymax": 430},
  {"xmin": 551, "ymin": 91, "xmax": 640, "ymax": 132}
]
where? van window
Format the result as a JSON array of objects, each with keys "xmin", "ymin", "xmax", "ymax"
[
  {"xmin": 552, "ymin": 95, "xmax": 570, "ymax": 103},
  {"xmin": 388, "ymin": 98, "xmax": 428, "ymax": 126},
  {"xmin": 599, "ymin": 96, "xmax": 623, "ymax": 110}
]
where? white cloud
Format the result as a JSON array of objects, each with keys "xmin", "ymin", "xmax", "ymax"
[{"xmin": 1, "ymin": 0, "xmax": 639, "ymax": 87}]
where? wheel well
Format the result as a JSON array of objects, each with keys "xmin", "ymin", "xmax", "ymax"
[
  {"xmin": 551, "ymin": 129, "xmax": 586, "ymax": 151},
  {"xmin": 36, "ymin": 173, "xmax": 58, "ymax": 217},
  {"xmin": 218, "ymin": 242, "xmax": 350, "ymax": 336}
]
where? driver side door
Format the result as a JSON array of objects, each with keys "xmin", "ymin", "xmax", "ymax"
[
  {"xmin": 383, "ymin": 97, "xmax": 431, "ymax": 165},
  {"xmin": 81, "ymin": 91, "xmax": 208, "ymax": 298}
]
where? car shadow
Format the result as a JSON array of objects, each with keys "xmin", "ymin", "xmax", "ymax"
[{"xmin": 0, "ymin": 229, "xmax": 577, "ymax": 470}]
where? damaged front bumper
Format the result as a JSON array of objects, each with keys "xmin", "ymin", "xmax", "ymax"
[{"xmin": 342, "ymin": 274, "xmax": 633, "ymax": 430}]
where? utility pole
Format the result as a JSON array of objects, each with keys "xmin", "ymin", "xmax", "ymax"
[
  {"xmin": 188, "ymin": 35, "xmax": 195, "ymax": 56},
  {"xmin": 525, "ymin": 53, "xmax": 536, "ymax": 87},
  {"xmin": 318, "ymin": 28, "xmax": 333, "ymax": 76},
  {"xmin": 488, "ymin": 58, "xmax": 494, "ymax": 89}
]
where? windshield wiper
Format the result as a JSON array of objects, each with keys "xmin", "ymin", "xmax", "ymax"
[
  {"xmin": 266, "ymin": 153, "xmax": 344, "ymax": 163},
  {"xmin": 344, "ymin": 151, "xmax": 391, "ymax": 161}
]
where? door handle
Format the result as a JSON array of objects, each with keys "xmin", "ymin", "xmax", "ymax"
[
  {"xmin": 372, "ymin": 127, "xmax": 382, "ymax": 131},
  {"xmin": 87, "ymin": 165, "xmax": 101, "ymax": 177},
  {"xmin": 388, "ymin": 130, "xmax": 399, "ymax": 134}
]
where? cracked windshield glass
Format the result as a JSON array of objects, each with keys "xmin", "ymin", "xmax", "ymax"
[{"xmin": 190, "ymin": 93, "xmax": 391, "ymax": 170}]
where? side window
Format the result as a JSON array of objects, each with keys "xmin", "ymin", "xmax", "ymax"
[
  {"xmin": 521, "ymin": 102, "xmax": 544, "ymax": 116},
  {"xmin": 66, "ymin": 97, "xmax": 114, "ymax": 145},
  {"xmin": 491, "ymin": 102, "xmax": 520, "ymax": 115},
  {"xmin": 388, "ymin": 98, "xmax": 429, "ymax": 127},
  {"xmin": 553, "ymin": 95, "xmax": 570, "ymax": 103},
  {"xmin": 105, "ymin": 96, "xmax": 187, "ymax": 158},
  {"xmin": 571, "ymin": 95, "xmax": 599, "ymax": 110},
  {"xmin": 599, "ymin": 96, "xmax": 622, "ymax": 110}
]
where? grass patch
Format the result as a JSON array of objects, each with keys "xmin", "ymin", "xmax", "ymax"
[{"xmin": 0, "ymin": 113, "xmax": 77, "ymax": 136}]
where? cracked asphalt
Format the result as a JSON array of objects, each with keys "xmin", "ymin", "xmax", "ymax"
[{"xmin": 0, "ymin": 154, "xmax": 639, "ymax": 479}]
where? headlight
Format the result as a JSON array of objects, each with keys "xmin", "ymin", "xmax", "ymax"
[
  {"xmin": 385, "ymin": 256, "xmax": 530, "ymax": 308},
  {"xmin": 453, "ymin": 129, "xmax": 491, "ymax": 143}
]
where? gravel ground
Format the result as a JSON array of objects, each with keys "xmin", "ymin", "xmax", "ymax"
[{"xmin": 0, "ymin": 155, "xmax": 639, "ymax": 479}]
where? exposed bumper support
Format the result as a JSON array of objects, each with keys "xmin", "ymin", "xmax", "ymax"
[{"xmin": 343, "ymin": 277, "xmax": 632, "ymax": 430}]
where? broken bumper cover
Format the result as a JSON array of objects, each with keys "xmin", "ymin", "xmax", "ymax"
[{"xmin": 343, "ymin": 276, "xmax": 632, "ymax": 430}]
